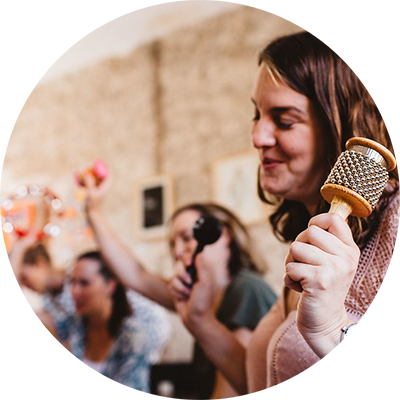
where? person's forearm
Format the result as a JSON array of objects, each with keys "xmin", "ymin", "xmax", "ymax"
[
  {"xmin": 46, "ymin": 269, "xmax": 65, "ymax": 294},
  {"xmin": 8, "ymin": 238, "xmax": 32, "ymax": 283},
  {"xmin": 87, "ymin": 207, "xmax": 174, "ymax": 309},
  {"xmin": 189, "ymin": 317, "xmax": 247, "ymax": 395}
]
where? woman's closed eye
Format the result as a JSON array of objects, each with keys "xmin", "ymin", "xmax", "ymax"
[
  {"xmin": 252, "ymin": 107, "xmax": 260, "ymax": 121},
  {"xmin": 272, "ymin": 113, "xmax": 298, "ymax": 130},
  {"xmin": 181, "ymin": 232, "xmax": 194, "ymax": 243},
  {"xmin": 71, "ymin": 278, "xmax": 90, "ymax": 287},
  {"xmin": 275, "ymin": 117, "xmax": 295, "ymax": 130}
]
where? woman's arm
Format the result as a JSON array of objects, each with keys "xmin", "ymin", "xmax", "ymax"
[
  {"xmin": 210, "ymin": 327, "xmax": 252, "ymax": 399},
  {"xmin": 172, "ymin": 264, "xmax": 248, "ymax": 395},
  {"xmin": 83, "ymin": 172, "xmax": 174, "ymax": 309}
]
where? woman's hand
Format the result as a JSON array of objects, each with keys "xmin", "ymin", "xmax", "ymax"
[
  {"xmin": 169, "ymin": 227, "xmax": 230, "ymax": 327},
  {"xmin": 284, "ymin": 213, "xmax": 360, "ymax": 357},
  {"xmin": 81, "ymin": 171, "xmax": 112, "ymax": 213},
  {"xmin": 169, "ymin": 232, "xmax": 249, "ymax": 396},
  {"xmin": 170, "ymin": 260, "xmax": 217, "ymax": 332}
]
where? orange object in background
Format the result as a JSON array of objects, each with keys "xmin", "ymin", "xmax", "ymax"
[
  {"xmin": 1, "ymin": 184, "xmax": 63, "ymax": 251},
  {"xmin": 0, "ymin": 229, "xmax": 11, "ymax": 256},
  {"xmin": 74, "ymin": 159, "xmax": 109, "ymax": 187}
]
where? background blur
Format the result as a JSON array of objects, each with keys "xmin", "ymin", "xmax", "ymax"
[{"xmin": 1, "ymin": 1, "xmax": 300, "ymax": 366}]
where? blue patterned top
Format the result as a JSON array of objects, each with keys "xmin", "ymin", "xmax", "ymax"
[{"xmin": 43, "ymin": 287, "xmax": 171, "ymax": 392}]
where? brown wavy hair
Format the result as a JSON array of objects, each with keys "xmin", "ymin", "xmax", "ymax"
[
  {"xmin": 22, "ymin": 243, "xmax": 51, "ymax": 265},
  {"xmin": 257, "ymin": 31, "xmax": 398, "ymax": 248},
  {"xmin": 168, "ymin": 203, "xmax": 266, "ymax": 276}
]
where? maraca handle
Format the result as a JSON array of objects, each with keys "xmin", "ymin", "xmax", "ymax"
[
  {"xmin": 328, "ymin": 195, "xmax": 353, "ymax": 219},
  {"xmin": 185, "ymin": 263, "xmax": 197, "ymax": 287},
  {"xmin": 184, "ymin": 243, "xmax": 204, "ymax": 287}
]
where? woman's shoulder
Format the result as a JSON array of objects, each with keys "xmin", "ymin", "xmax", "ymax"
[
  {"xmin": 118, "ymin": 293, "xmax": 171, "ymax": 363},
  {"xmin": 228, "ymin": 269, "xmax": 276, "ymax": 298},
  {"xmin": 217, "ymin": 270, "xmax": 278, "ymax": 330},
  {"xmin": 126, "ymin": 289, "xmax": 170, "ymax": 326}
]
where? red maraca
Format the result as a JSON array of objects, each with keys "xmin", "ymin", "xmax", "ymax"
[{"xmin": 74, "ymin": 159, "xmax": 109, "ymax": 187}]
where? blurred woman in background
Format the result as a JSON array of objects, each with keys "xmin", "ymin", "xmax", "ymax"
[
  {"xmin": 9, "ymin": 235, "xmax": 171, "ymax": 392},
  {"xmin": 83, "ymin": 173, "xmax": 277, "ymax": 398}
]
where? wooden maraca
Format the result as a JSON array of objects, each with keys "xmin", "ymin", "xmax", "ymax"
[{"xmin": 320, "ymin": 137, "xmax": 396, "ymax": 219}]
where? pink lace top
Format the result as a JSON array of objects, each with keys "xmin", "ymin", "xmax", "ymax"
[{"xmin": 247, "ymin": 190, "xmax": 400, "ymax": 391}]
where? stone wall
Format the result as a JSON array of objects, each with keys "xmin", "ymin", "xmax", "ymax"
[{"xmin": 2, "ymin": 5, "xmax": 301, "ymax": 362}]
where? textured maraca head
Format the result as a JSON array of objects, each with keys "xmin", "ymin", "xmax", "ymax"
[{"xmin": 321, "ymin": 138, "xmax": 396, "ymax": 217}]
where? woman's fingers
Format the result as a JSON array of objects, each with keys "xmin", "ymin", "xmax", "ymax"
[
  {"xmin": 286, "ymin": 241, "xmax": 326, "ymax": 266},
  {"xmin": 283, "ymin": 273, "xmax": 304, "ymax": 293},
  {"xmin": 168, "ymin": 276, "xmax": 190, "ymax": 300},
  {"xmin": 291, "ymin": 214, "xmax": 360, "ymax": 264},
  {"xmin": 168, "ymin": 261, "xmax": 193, "ymax": 300},
  {"xmin": 284, "ymin": 212, "xmax": 360, "ymax": 294}
]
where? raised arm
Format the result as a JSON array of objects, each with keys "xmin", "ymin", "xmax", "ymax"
[{"xmin": 83, "ymin": 172, "xmax": 174, "ymax": 310}]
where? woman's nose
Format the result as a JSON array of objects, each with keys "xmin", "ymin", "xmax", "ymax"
[
  {"xmin": 71, "ymin": 283, "xmax": 80, "ymax": 298},
  {"xmin": 251, "ymin": 119, "xmax": 277, "ymax": 149},
  {"xmin": 174, "ymin": 241, "xmax": 192, "ymax": 264},
  {"xmin": 173, "ymin": 240, "xmax": 185, "ymax": 261}
]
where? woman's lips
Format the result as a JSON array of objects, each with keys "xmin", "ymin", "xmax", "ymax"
[
  {"xmin": 74, "ymin": 301, "xmax": 85, "ymax": 310},
  {"xmin": 261, "ymin": 157, "xmax": 283, "ymax": 170}
]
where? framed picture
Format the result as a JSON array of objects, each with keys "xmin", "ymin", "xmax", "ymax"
[
  {"xmin": 211, "ymin": 151, "xmax": 270, "ymax": 225},
  {"xmin": 133, "ymin": 174, "xmax": 174, "ymax": 240}
]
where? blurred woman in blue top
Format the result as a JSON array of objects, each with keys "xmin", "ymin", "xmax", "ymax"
[{"xmin": 11, "ymin": 241, "xmax": 170, "ymax": 389}]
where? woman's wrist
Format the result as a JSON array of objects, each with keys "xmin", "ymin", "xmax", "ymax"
[
  {"xmin": 299, "ymin": 312, "xmax": 355, "ymax": 358},
  {"xmin": 86, "ymin": 203, "xmax": 102, "ymax": 220},
  {"xmin": 186, "ymin": 310, "xmax": 218, "ymax": 336}
]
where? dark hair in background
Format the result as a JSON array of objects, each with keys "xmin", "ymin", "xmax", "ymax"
[
  {"xmin": 169, "ymin": 203, "xmax": 266, "ymax": 276},
  {"xmin": 77, "ymin": 251, "xmax": 132, "ymax": 338},
  {"xmin": 257, "ymin": 31, "xmax": 399, "ymax": 248},
  {"xmin": 22, "ymin": 243, "xmax": 51, "ymax": 265}
]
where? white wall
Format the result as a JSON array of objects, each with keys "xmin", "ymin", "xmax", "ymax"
[{"xmin": 0, "ymin": 0, "xmax": 243, "ymax": 88}]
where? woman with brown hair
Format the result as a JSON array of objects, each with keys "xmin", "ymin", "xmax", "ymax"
[
  {"xmin": 8, "ymin": 235, "xmax": 171, "ymax": 392},
  {"xmin": 247, "ymin": 31, "xmax": 399, "ymax": 390},
  {"xmin": 84, "ymin": 175, "xmax": 277, "ymax": 398},
  {"xmin": 170, "ymin": 30, "xmax": 399, "ymax": 394}
]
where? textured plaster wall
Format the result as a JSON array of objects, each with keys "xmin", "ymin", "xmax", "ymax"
[{"xmin": 3, "ymin": 5, "xmax": 301, "ymax": 362}]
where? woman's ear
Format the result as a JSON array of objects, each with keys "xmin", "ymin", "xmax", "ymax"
[
  {"xmin": 219, "ymin": 226, "xmax": 232, "ymax": 246},
  {"xmin": 106, "ymin": 279, "xmax": 117, "ymax": 296}
]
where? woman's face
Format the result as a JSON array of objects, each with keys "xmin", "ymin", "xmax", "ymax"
[
  {"xmin": 251, "ymin": 64, "xmax": 328, "ymax": 213},
  {"xmin": 70, "ymin": 258, "xmax": 115, "ymax": 317},
  {"xmin": 169, "ymin": 209, "xmax": 231, "ymax": 273},
  {"xmin": 169, "ymin": 209, "xmax": 203, "ymax": 267}
]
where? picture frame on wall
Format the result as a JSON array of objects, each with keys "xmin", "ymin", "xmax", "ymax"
[
  {"xmin": 211, "ymin": 151, "xmax": 270, "ymax": 225},
  {"xmin": 133, "ymin": 174, "xmax": 174, "ymax": 240}
]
